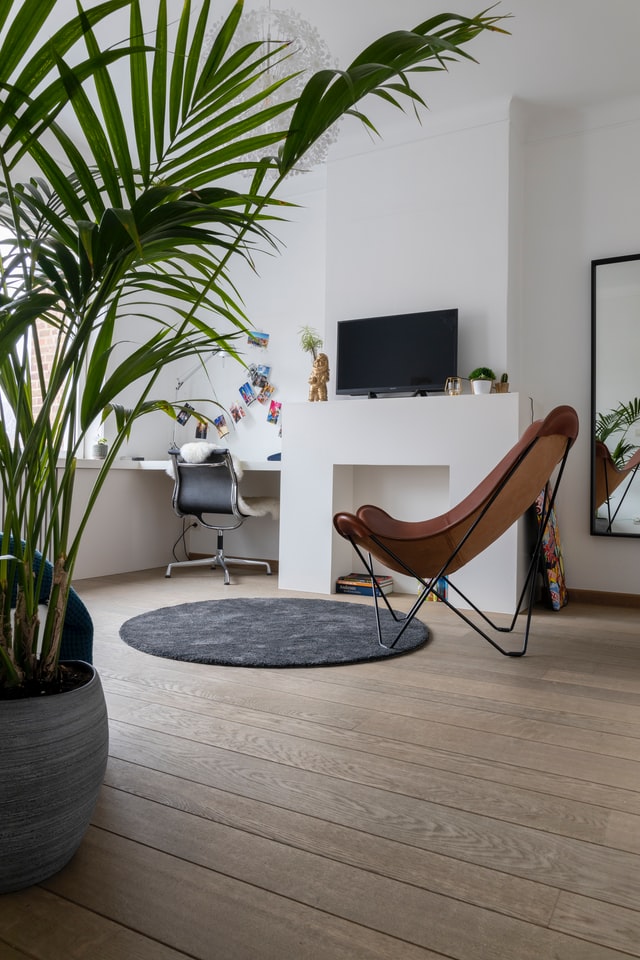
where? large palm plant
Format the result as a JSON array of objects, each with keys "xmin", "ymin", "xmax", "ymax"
[{"xmin": 0, "ymin": 0, "xmax": 507, "ymax": 691}]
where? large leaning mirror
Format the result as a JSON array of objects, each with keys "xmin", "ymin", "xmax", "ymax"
[{"xmin": 591, "ymin": 254, "xmax": 640, "ymax": 537}]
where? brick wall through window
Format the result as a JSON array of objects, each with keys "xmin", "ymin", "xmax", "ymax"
[{"xmin": 30, "ymin": 318, "xmax": 62, "ymax": 422}]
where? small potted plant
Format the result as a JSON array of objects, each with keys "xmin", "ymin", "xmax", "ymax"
[
  {"xmin": 468, "ymin": 367, "xmax": 496, "ymax": 395},
  {"xmin": 494, "ymin": 372, "xmax": 510, "ymax": 394},
  {"xmin": 299, "ymin": 325, "xmax": 324, "ymax": 360},
  {"xmin": 299, "ymin": 326, "xmax": 330, "ymax": 401},
  {"xmin": 92, "ymin": 437, "xmax": 109, "ymax": 459}
]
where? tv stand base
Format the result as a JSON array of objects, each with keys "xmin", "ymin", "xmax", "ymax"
[{"xmin": 366, "ymin": 389, "xmax": 435, "ymax": 399}]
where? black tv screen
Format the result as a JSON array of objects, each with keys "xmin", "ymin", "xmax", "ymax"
[{"xmin": 336, "ymin": 309, "xmax": 458, "ymax": 397}]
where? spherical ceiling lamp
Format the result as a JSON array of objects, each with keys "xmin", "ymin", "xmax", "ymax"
[{"xmin": 209, "ymin": 2, "xmax": 339, "ymax": 175}]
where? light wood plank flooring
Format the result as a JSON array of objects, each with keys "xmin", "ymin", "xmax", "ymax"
[{"xmin": 1, "ymin": 568, "xmax": 639, "ymax": 959}]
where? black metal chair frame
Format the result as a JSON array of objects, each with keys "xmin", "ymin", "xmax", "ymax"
[
  {"xmin": 165, "ymin": 449, "xmax": 272, "ymax": 585},
  {"xmin": 345, "ymin": 435, "xmax": 573, "ymax": 658},
  {"xmin": 598, "ymin": 460, "xmax": 640, "ymax": 533}
]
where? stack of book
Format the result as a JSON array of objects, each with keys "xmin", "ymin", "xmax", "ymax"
[
  {"xmin": 335, "ymin": 573, "xmax": 393, "ymax": 597},
  {"xmin": 419, "ymin": 576, "xmax": 448, "ymax": 603}
]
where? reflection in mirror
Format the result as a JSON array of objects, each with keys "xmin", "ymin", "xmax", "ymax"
[{"xmin": 591, "ymin": 255, "xmax": 640, "ymax": 536}]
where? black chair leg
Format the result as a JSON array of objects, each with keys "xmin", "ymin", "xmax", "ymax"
[
  {"xmin": 349, "ymin": 495, "xmax": 552, "ymax": 657},
  {"xmin": 166, "ymin": 528, "xmax": 271, "ymax": 584}
]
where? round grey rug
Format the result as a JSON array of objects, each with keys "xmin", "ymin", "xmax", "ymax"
[{"xmin": 119, "ymin": 598, "xmax": 428, "ymax": 667}]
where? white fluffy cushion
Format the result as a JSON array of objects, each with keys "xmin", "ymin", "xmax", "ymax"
[
  {"xmin": 179, "ymin": 441, "xmax": 225, "ymax": 464},
  {"xmin": 237, "ymin": 496, "xmax": 279, "ymax": 519}
]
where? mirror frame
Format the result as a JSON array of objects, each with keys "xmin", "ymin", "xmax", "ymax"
[{"xmin": 590, "ymin": 252, "xmax": 640, "ymax": 538}]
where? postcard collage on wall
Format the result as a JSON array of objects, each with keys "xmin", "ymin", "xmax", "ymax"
[{"xmin": 196, "ymin": 330, "xmax": 282, "ymax": 442}]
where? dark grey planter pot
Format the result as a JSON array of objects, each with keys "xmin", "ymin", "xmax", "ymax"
[{"xmin": 0, "ymin": 662, "xmax": 109, "ymax": 893}]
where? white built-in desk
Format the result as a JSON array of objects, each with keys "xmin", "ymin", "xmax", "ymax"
[
  {"xmin": 279, "ymin": 394, "xmax": 529, "ymax": 614},
  {"xmin": 70, "ymin": 457, "xmax": 280, "ymax": 580},
  {"xmin": 74, "ymin": 458, "xmax": 281, "ymax": 473},
  {"xmin": 238, "ymin": 460, "xmax": 282, "ymax": 473}
]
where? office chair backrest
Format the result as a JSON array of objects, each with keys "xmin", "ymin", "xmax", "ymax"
[{"xmin": 169, "ymin": 450, "xmax": 243, "ymax": 527}]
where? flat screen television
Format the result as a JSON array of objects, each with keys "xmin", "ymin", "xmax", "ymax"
[{"xmin": 335, "ymin": 309, "xmax": 458, "ymax": 397}]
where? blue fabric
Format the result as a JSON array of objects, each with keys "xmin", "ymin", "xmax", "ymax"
[{"xmin": 0, "ymin": 536, "xmax": 94, "ymax": 664}]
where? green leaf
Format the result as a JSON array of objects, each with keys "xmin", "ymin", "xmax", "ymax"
[
  {"xmin": 193, "ymin": 0, "xmax": 244, "ymax": 103},
  {"xmin": 0, "ymin": 0, "xmax": 58, "ymax": 84},
  {"xmin": 4, "ymin": 46, "xmax": 139, "ymax": 157},
  {"xmin": 53, "ymin": 54, "xmax": 123, "ymax": 209},
  {"xmin": 280, "ymin": 9, "xmax": 509, "ymax": 172},
  {"xmin": 169, "ymin": 0, "xmax": 191, "ymax": 141},
  {"xmin": 151, "ymin": 0, "xmax": 168, "ymax": 163},
  {"xmin": 181, "ymin": 0, "xmax": 211, "ymax": 121},
  {"xmin": 130, "ymin": 0, "xmax": 151, "ymax": 182},
  {"xmin": 82, "ymin": 9, "xmax": 137, "ymax": 203}
]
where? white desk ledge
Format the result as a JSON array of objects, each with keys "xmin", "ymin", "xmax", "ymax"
[{"xmin": 73, "ymin": 457, "xmax": 280, "ymax": 472}]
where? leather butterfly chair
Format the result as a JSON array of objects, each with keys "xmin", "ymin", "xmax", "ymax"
[
  {"xmin": 165, "ymin": 448, "xmax": 272, "ymax": 584},
  {"xmin": 333, "ymin": 405, "xmax": 579, "ymax": 657},
  {"xmin": 594, "ymin": 440, "xmax": 640, "ymax": 532}
]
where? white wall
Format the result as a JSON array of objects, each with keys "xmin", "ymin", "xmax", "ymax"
[
  {"xmin": 522, "ymin": 97, "xmax": 640, "ymax": 595},
  {"xmin": 168, "ymin": 174, "xmax": 329, "ymax": 464},
  {"xmin": 142, "ymin": 99, "xmax": 517, "ymax": 458},
  {"xmin": 70, "ymin": 465, "xmax": 181, "ymax": 579},
  {"xmin": 173, "ymin": 177, "xmax": 329, "ymax": 564},
  {"xmin": 185, "ymin": 100, "xmax": 520, "ymax": 575},
  {"xmin": 324, "ymin": 99, "xmax": 513, "ymax": 386}
]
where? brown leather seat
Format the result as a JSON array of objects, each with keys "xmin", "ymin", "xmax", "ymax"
[
  {"xmin": 334, "ymin": 405, "xmax": 579, "ymax": 656},
  {"xmin": 594, "ymin": 440, "xmax": 640, "ymax": 526}
]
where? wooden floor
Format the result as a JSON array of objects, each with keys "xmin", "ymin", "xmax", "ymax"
[{"xmin": 1, "ymin": 568, "xmax": 639, "ymax": 959}]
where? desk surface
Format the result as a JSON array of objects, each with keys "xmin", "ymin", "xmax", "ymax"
[{"xmin": 75, "ymin": 458, "xmax": 281, "ymax": 472}]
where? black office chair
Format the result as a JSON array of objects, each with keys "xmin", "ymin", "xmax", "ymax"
[{"xmin": 165, "ymin": 447, "xmax": 272, "ymax": 584}]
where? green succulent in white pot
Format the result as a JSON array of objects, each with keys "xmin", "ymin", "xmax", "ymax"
[
  {"xmin": 0, "ymin": 0, "xmax": 508, "ymax": 890},
  {"xmin": 469, "ymin": 366, "xmax": 497, "ymax": 394}
]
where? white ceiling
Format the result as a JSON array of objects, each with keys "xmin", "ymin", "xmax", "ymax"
[
  {"xmin": 37, "ymin": 0, "xmax": 640, "ymax": 146},
  {"xmin": 48, "ymin": 0, "xmax": 640, "ymax": 116},
  {"xmin": 259, "ymin": 0, "xmax": 640, "ymax": 116}
]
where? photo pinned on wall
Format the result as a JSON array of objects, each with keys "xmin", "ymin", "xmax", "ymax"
[
  {"xmin": 257, "ymin": 383, "xmax": 275, "ymax": 404},
  {"xmin": 195, "ymin": 420, "xmax": 208, "ymax": 439},
  {"xmin": 239, "ymin": 381, "xmax": 257, "ymax": 405},
  {"xmin": 213, "ymin": 414, "xmax": 229, "ymax": 439},
  {"xmin": 229, "ymin": 402, "xmax": 246, "ymax": 423},
  {"xmin": 247, "ymin": 331, "xmax": 269, "ymax": 349},
  {"xmin": 176, "ymin": 402, "xmax": 194, "ymax": 425},
  {"xmin": 248, "ymin": 363, "xmax": 271, "ymax": 388},
  {"xmin": 267, "ymin": 400, "xmax": 282, "ymax": 425}
]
